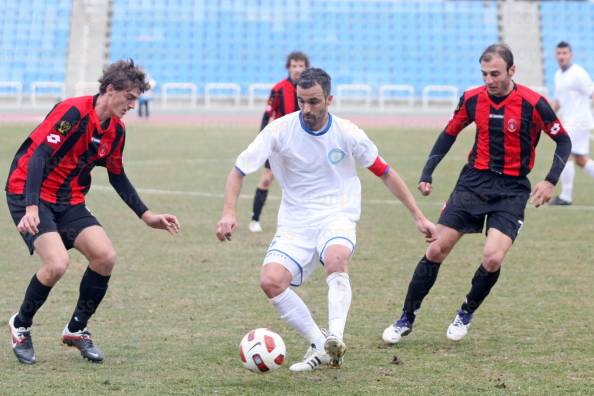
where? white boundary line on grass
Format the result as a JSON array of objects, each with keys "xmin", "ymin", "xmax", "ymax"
[
  {"xmin": 92, "ymin": 185, "xmax": 594, "ymax": 211},
  {"xmin": 122, "ymin": 155, "xmax": 468, "ymax": 165}
]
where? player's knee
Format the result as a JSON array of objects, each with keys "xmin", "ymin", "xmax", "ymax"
[
  {"xmin": 426, "ymin": 241, "xmax": 451, "ymax": 262},
  {"xmin": 44, "ymin": 253, "xmax": 70, "ymax": 281},
  {"xmin": 260, "ymin": 176, "xmax": 273, "ymax": 189},
  {"xmin": 324, "ymin": 254, "xmax": 349, "ymax": 275},
  {"xmin": 260, "ymin": 269, "xmax": 289, "ymax": 298},
  {"xmin": 91, "ymin": 248, "xmax": 118, "ymax": 274},
  {"xmin": 482, "ymin": 251, "xmax": 504, "ymax": 272}
]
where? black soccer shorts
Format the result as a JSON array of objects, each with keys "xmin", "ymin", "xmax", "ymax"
[
  {"xmin": 7, "ymin": 193, "xmax": 101, "ymax": 255},
  {"xmin": 437, "ymin": 165, "xmax": 531, "ymax": 242}
]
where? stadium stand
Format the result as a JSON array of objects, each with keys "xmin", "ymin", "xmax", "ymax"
[
  {"xmin": 541, "ymin": 1, "xmax": 594, "ymax": 97},
  {"xmin": 0, "ymin": 0, "xmax": 71, "ymax": 93},
  {"xmin": 7, "ymin": 0, "xmax": 594, "ymax": 106},
  {"xmin": 109, "ymin": 0, "xmax": 498, "ymax": 97}
]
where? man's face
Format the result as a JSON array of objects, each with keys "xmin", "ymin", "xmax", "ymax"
[
  {"xmin": 555, "ymin": 47, "xmax": 572, "ymax": 69},
  {"xmin": 297, "ymin": 83, "xmax": 332, "ymax": 131},
  {"xmin": 481, "ymin": 55, "xmax": 515, "ymax": 96},
  {"xmin": 288, "ymin": 60, "xmax": 307, "ymax": 82},
  {"xmin": 106, "ymin": 85, "xmax": 140, "ymax": 118}
]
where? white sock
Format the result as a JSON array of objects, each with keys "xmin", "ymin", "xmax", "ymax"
[
  {"xmin": 270, "ymin": 288, "xmax": 326, "ymax": 351},
  {"xmin": 559, "ymin": 160, "xmax": 575, "ymax": 202},
  {"xmin": 326, "ymin": 272, "xmax": 352, "ymax": 340},
  {"xmin": 584, "ymin": 159, "xmax": 594, "ymax": 179}
]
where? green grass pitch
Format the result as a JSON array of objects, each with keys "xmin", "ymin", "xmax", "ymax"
[{"xmin": 1, "ymin": 120, "xmax": 593, "ymax": 394}]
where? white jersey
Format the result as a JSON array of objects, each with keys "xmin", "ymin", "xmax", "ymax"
[
  {"xmin": 235, "ymin": 111, "xmax": 380, "ymax": 228},
  {"xmin": 554, "ymin": 63, "xmax": 594, "ymax": 131}
]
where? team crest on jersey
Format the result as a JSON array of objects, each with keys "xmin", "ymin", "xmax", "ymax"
[
  {"xmin": 99, "ymin": 143, "xmax": 109, "ymax": 157},
  {"xmin": 56, "ymin": 120, "xmax": 72, "ymax": 136},
  {"xmin": 507, "ymin": 118, "xmax": 518, "ymax": 132},
  {"xmin": 328, "ymin": 148, "xmax": 346, "ymax": 165}
]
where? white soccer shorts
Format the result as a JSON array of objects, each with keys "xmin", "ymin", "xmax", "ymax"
[
  {"xmin": 568, "ymin": 128, "xmax": 591, "ymax": 156},
  {"xmin": 263, "ymin": 217, "xmax": 356, "ymax": 287}
]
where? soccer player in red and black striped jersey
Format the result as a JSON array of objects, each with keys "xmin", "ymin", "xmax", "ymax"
[
  {"xmin": 382, "ymin": 44, "xmax": 572, "ymax": 344},
  {"xmin": 249, "ymin": 51, "xmax": 309, "ymax": 233},
  {"xmin": 6, "ymin": 60, "xmax": 180, "ymax": 364}
]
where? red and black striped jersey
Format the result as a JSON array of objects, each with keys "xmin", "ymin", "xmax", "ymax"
[
  {"xmin": 445, "ymin": 84, "xmax": 568, "ymax": 177},
  {"xmin": 6, "ymin": 95, "xmax": 126, "ymax": 205},
  {"xmin": 260, "ymin": 78, "xmax": 299, "ymax": 130}
]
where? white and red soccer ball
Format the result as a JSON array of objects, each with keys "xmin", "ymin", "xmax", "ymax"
[{"xmin": 239, "ymin": 328, "xmax": 286, "ymax": 373}]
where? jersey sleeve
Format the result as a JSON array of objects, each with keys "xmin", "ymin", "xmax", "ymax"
[
  {"xmin": 535, "ymin": 97, "xmax": 572, "ymax": 185},
  {"xmin": 31, "ymin": 101, "xmax": 82, "ymax": 153},
  {"xmin": 444, "ymin": 94, "xmax": 472, "ymax": 137},
  {"xmin": 234, "ymin": 124, "xmax": 276, "ymax": 175},
  {"xmin": 106, "ymin": 132, "xmax": 126, "ymax": 175},
  {"xmin": 535, "ymin": 97, "xmax": 568, "ymax": 138},
  {"xmin": 350, "ymin": 124, "xmax": 380, "ymax": 168}
]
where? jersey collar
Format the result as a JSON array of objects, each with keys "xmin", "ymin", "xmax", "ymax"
[{"xmin": 299, "ymin": 112, "xmax": 333, "ymax": 136}]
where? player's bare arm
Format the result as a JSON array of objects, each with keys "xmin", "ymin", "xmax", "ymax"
[
  {"xmin": 216, "ymin": 168, "xmax": 244, "ymax": 241},
  {"xmin": 381, "ymin": 168, "xmax": 437, "ymax": 242}
]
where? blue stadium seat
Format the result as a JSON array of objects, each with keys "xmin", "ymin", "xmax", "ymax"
[
  {"xmin": 0, "ymin": 0, "xmax": 71, "ymax": 91},
  {"xmin": 106, "ymin": 0, "xmax": 502, "ymax": 94}
]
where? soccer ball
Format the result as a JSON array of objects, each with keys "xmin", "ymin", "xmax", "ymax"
[{"xmin": 239, "ymin": 328, "xmax": 286, "ymax": 373}]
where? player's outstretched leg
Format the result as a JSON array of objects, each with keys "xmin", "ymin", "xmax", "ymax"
[
  {"xmin": 262, "ymin": 263, "xmax": 329, "ymax": 371},
  {"xmin": 448, "ymin": 228, "xmax": 509, "ymax": 341},
  {"xmin": 325, "ymin": 271, "xmax": 351, "ymax": 368},
  {"xmin": 64, "ymin": 226, "xmax": 115, "ymax": 361},
  {"xmin": 551, "ymin": 160, "xmax": 574, "ymax": 205},
  {"xmin": 447, "ymin": 263, "xmax": 501, "ymax": 341},
  {"xmin": 383, "ymin": 255, "xmax": 441, "ymax": 344},
  {"xmin": 250, "ymin": 168, "xmax": 274, "ymax": 232},
  {"xmin": 63, "ymin": 267, "xmax": 110, "ymax": 362}
]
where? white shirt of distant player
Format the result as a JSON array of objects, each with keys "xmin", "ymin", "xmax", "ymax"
[
  {"xmin": 554, "ymin": 63, "xmax": 594, "ymax": 131},
  {"xmin": 235, "ymin": 111, "xmax": 379, "ymax": 228}
]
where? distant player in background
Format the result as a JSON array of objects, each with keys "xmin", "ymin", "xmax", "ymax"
[
  {"xmin": 249, "ymin": 51, "xmax": 310, "ymax": 233},
  {"xmin": 6, "ymin": 60, "xmax": 180, "ymax": 365},
  {"xmin": 549, "ymin": 41, "xmax": 594, "ymax": 205},
  {"xmin": 382, "ymin": 44, "xmax": 572, "ymax": 344},
  {"xmin": 138, "ymin": 73, "xmax": 156, "ymax": 118},
  {"xmin": 217, "ymin": 68, "xmax": 435, "ymax": 371}
]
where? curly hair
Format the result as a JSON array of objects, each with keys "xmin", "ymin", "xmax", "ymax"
[{"xmin": 98, "ymin": 59, "xmax": 150, "ymax": 94}]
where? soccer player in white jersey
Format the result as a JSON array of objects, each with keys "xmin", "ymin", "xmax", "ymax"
[
  {"xmin": 216, "ymin": 68, "xmax": 436, "ymax": 371},
  {"xmin": 550, "ymin": 41, "xmax": 594, "ymax": 205}
]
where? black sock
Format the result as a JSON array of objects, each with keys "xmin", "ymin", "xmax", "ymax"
[
  {"xmin": 14, "ymin": 274, "xmax": 52, "ymax": 328},
  {"xmin": 402, "ymin": 256, "xmax": 441, "ymax": 322},
  {"xmin": 251, "ymin": 188, "xmax": 268, "ymax": 221},
  {"xmin": 461, "ymin": 264, "xmax": 501, "ymax": 314},
  {"xmin": 68, "ymin": 267, "xmax": 110, "ymax": 332}
]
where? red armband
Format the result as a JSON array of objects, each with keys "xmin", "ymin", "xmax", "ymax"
[{"xmin": 368, "ymin": 155, "xmax": 390, "ymax": 177}]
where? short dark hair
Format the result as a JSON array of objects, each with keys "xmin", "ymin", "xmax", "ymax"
[
  {"xmin": 479, "ymin": 44, "xmax": 514, "ymax": 70},
  {"xmin": 556, "ymin": 41, "xmax": 572, "ymax": 51},
  {"xmin": 285, "ymin": 51, "xmax": 310, "ymax": 69},
  {"xmin": 297, "ymin": 68, "xmax": 331, "ymax": 97},
  {"xmin": 98, "ymin": 59, "xmax": 150, "ymax": 94}
]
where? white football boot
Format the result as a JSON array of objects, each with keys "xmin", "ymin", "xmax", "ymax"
[
  {"xmin": 249, "ymin": 220, "xmax": 263, "ymax": 233},
  {"xmin": 382, "ymin": 312, "xmax": 413, "ymax": 344},
  {"xmin": 446, "ymin": 310, "xmax": 473, "ymax": 341},
  {"xmin": 289, "ymin": 344, "xmax": 331, "ymax": 372},
  {"xmin": 324, "ymin": 334, "xmax": 346, "ymax": 368}
]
